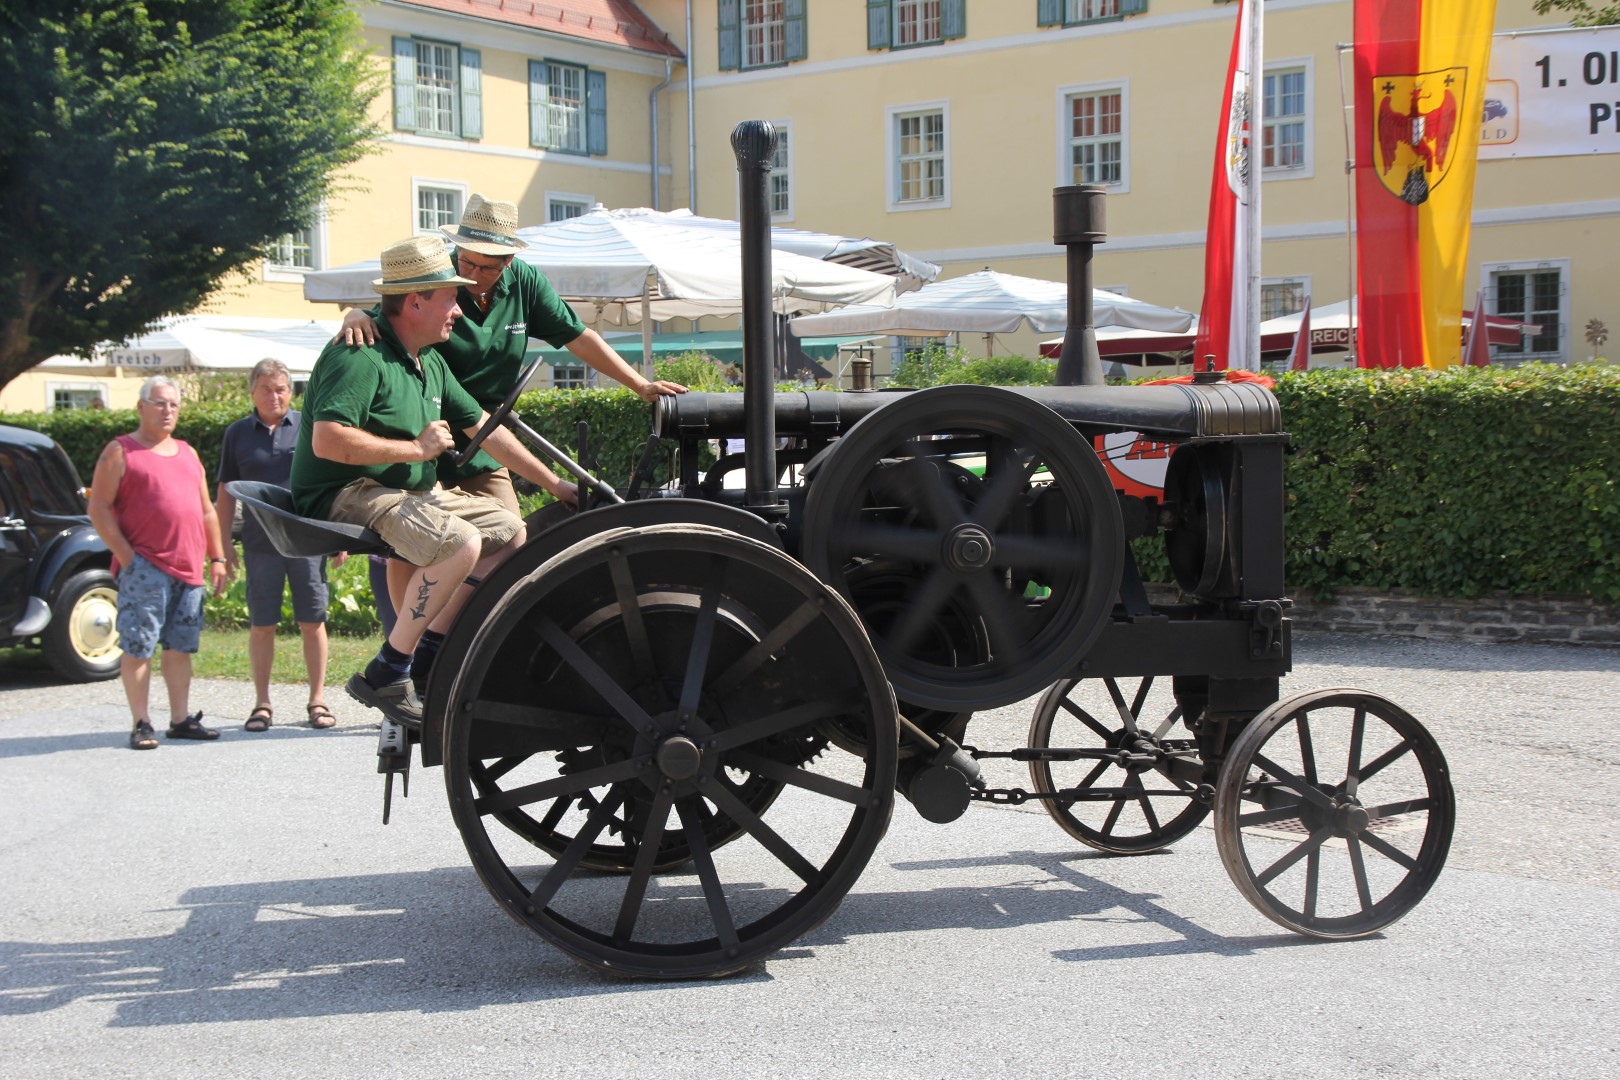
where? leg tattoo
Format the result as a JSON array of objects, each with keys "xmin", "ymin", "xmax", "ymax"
[{"xmin": 410, "ymin": 574, "xmax": 438, "ymax": 620}]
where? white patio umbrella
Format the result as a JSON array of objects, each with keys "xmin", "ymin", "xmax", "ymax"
[
  {"xmin": 656, "ymin": 208, "xmax": 940, "ymax": 293},
  {"xmin": 98, "ymin": 315, "xmax": 326, "ymax": 375},
  {"xmin": 787, "ymin": 270, "xmax": 1194, "ymax": 342}
]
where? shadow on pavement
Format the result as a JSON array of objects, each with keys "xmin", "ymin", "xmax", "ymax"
[{"xmin": 0, "ymin": 725, "xmax": 375, "ymax": 760}]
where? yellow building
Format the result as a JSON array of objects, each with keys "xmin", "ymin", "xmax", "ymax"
[{"xmin": 7, "ymin": 0, "xmax": 1612, "ymax": 412}]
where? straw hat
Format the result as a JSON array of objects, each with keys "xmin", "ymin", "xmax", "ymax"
[
  {"xmin": 371, "ymin": 236, "xmax": 476, "ymax": 295},
  {"xmin": 439, "ymin": 193, "xmax": 528, "ymax": 255}
]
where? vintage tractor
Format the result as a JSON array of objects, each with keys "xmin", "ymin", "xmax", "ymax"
[{"xmin": 233, "ymin": 122, "xmax": 1453, "ymax": 980}]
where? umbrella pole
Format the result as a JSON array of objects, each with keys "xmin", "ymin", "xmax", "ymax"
[{"xmin": 641, "ymin": 279, "xmax": 654, "ymax": 380}]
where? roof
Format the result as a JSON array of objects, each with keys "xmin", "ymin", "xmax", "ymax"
[{"xmin": 385, "ymin": 0, "xmax": 684, "ymax": 59}]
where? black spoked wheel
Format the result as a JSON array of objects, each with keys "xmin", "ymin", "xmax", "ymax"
[
  {"xmin": 801, "ymin": 385, "xmax": 1123, "ymax": 713},
  {"xmin": 443, "ymin": 523, "xmax": 897, "ymax": 978},
  {"xmin": 1214, "ymin": 689, "xmax": 1454, "ymax": 938},
  {"xmin": 1026, "ymin": 676, "xmax": 1210, "ymax": 854}
]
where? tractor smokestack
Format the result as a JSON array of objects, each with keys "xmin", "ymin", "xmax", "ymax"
[
  {"xmin": 732, "ymin": 120, "xmax": 786, "ymax": 517},
  {"xmin": 1053, "ymin": 184, "xmax": 1108, "ymax": 386}
]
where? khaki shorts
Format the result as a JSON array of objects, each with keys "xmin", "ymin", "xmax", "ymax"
[
  {"xmin": 455, "ymin": 467, "xmax": 520, "ymax": 518},
  {"xmin": 329, "ymin": 478, "xmax": 521, "ymax": 567}
]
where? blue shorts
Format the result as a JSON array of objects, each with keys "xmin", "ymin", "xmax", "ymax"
[
  {"xmin": 242, "ymin": 547, "xmax": 329, "ymax": 627},
  {"xmin": 115, "ymin": 554, "xmax": 205, "ymax": 658}
]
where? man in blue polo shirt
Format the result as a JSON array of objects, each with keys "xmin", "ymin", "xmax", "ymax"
[{"xmin": 215, "ymin": 359, "xmax": 342, "ymax": 731}]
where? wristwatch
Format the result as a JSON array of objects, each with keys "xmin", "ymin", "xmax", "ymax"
[{"xmin": 210, "ymin": 557, "xmax": 227, "ymax": 565}]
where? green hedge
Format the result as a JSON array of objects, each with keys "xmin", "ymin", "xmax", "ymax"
[{"xmin": 6, "ymin": 364, "xmax": 1618, "ymax": 602}]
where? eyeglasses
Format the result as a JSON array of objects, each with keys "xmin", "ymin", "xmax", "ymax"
[
  {"xmin": 455, "ymin": 253, "xmax": 506, "ymax": 275},
  {"xmin": 142, "ymin": 400, "xmax": 181, "ymax": 412}
]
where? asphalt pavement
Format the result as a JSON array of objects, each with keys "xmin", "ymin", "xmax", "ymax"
[{"xmin": 1, "ymin": 631, "xmax": 1616, "ymax": 1079}]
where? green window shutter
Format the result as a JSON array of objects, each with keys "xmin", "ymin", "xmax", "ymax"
[
  {"xmin": 1121, "ymin": 0, "xmax": 1148, "ymax": 15},
  {"xmin": 942, "ymin": 0, "xmax": 966, "ymax": 39},
  {"xmin": 867, "ymin": 0, "xmax": 891, "ymax": 50},
  {"xmin": 1037, "ymin": 0, "xmax": 1063, "ymax": 28},
  {"xmin": 785, "ymin": 0, "xmax": 807, "ymax": 63},
  {"xmin": 587, "ymin": 69, "xmax": 607, "ymax": 156},
  {"xmin": 392, "ymin": 37, "xmax": 416, "ymax": 132},
  {"xmin": 528, "ymin": 60, "xmax": 549, "ymax": 148},
  {"xmin": 718, "ymin": 0, "xmax": 740, "ymax": 71},
  {"xmin": 460, "ymin": 48, "xmax": 482, "ymax": 140}
]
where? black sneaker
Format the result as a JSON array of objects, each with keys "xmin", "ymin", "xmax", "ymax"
[{"xmin": 346, "ymin": 672, "xmax": 423, "ymax": 727}]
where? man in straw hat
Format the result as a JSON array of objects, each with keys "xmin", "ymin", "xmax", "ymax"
[
  {"xmin": 338, "ymin": 194, "xmax": 683, "ymax": 692},
  {"xmin": 292, "ymin": 236, "xmax": 579, "ymax": 725}
]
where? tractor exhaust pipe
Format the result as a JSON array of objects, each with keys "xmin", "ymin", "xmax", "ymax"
[
  {"xmin": 1053, "ymin": 184, "xmax": 1108, "ymax": 387},
  {"xmin": 732, "ymin": 120, "xmax": 787, "ymax": 518}
]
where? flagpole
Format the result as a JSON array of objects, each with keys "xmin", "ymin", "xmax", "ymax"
[{"xmin": 1244, "ymin": 0, "xmax": 1263, "ymax": 371}]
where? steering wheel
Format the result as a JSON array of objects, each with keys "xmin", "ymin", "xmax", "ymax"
[{"xmin": 452, "ymin": 354, "xmax": 545, "ymax": 469}]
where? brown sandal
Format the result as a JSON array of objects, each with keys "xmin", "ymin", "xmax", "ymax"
[
  {"xmin": 306, "ymin": 703, "xmax": 337, "ymax": 729},
  {"xmin": 244, "ymin": 706, "xmax": 273, "ymax": 733}
]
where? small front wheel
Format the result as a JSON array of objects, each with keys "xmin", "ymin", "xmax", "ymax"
[
  {"xmin": 42, "ymin": 569, "xmax": 121, "ymax": 681},
  {"xmin": 1214, "ymin": 689, "xmax": 1454, "ymax": 938}
]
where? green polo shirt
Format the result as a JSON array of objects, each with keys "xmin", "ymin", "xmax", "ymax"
[
  {"xmin": 290, "ymin": 315, "xmax": 482, "ymax": 519},
  {"xmin": 366, "ymin": 255, "xmax": 585, "ymax": 481}
]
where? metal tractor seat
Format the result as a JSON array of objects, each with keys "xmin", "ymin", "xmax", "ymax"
[{"xmin": 226, "ymin": 481, "xmax": 392, "ymax": 560}]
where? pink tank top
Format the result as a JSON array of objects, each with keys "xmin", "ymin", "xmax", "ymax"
[{"xmin": 112, "ymin": 434, "xmax": 206, "ymax": 586}]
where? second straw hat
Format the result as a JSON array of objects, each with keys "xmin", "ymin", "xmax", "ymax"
[{"xmin": 440, "ymin": 193, "xmax": 528, "ymax": 255}]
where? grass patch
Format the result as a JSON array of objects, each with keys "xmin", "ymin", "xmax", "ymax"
[{"xmin": 0, "ymin": 629, "xmax": 378, "ymax": 686}]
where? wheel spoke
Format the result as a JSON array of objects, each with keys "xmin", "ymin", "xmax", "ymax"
[
  {"xmin": 710, "ymin": 598, "xmax": 824, "ymax": 698},
  {"xmin": 1297, "ymin": 714, "xmax": 1318, "ymax": 786},
  {"xmin": 964, "ymin": 571, "xmax": 1028, "ymax": 668},
  {"xmin": 480, "ymin": 754, "xmax": 529, "ymax": 782},
  {"xmin": 903, "ymin": 445, "xmax": 970, "ymax": 529},
  {"xmin": 1099, "ymin": 792, "xmax": 1127, "ymax": 836},
  {"xmin": 1238, "ymin": 804, "xmax": 1305, "ymax": 828},
  {"xmin": 1358, "ymin": 739, "xmax": 1413, "ymax": 784},
  {"xmin": 536, "ymin": 792, "xmax": 573, "ymax": 833},
  {"xmin": 1131, "ymin": 774, "xmax": 1162, "ymax": 833},
  {"xmin": 1103, "ymin": 678, "xmax": 1137, "ymax": 732},
  {"xmin": 705, "ymin": 780, "xmax": 820, "ymax": 882},
  {"xmin": 608, "ymin": 548, "xmax": 657, "ymax": 686},
  {"xmin": 1360, "ymin": 796, "xmax": 1433, "ymax": 819},
  {"xmin": 1254, "ymin": 826, "xmax": 1334, "ymax": 888},
  {"xmin": 678, "ymin": 556, "xmax": 727, "ymax": 718},
  {"xmin": 990, "ymin": 533, "xmax": 1085, "ymax": 573},
  {"xmin": 676, "ymin": 797, "xmax": 738, "ymax": 949},
  {"xmin": 612, "ymin": 785, "xmax": 675, "ymax": 943},
  {"xmin": 710, "ymin": 694, "xmax": 868, "ymax": 753},
  {"xmin": 534, "ymin": 615, "xmax": 662, "ymax": 740},
  {"xmin": 1345, "ymin": 706, "xmax": 1367, "ymax": 797},
  {"xmin": 1346, "ymin": 836, "xmax": 1375, "ymax": 913},
  {"xmin": 1252, "ymin": 753, "xmax": 1337, "ymax": 812},
  {"xmin": 726, "ymin": 750, "xmax": 872, "ymax": 806},
  {"xmin": 1151, "ymin": 704, "xmax": 1184, "ymax": 741},
  {"xmin": 972, "ymin": 448, "xmax": 1039, "ymax": 531},
  {"xmin": 841, "ymin": 522, "xmax": 945, "ymax": 563},
  {"xmin": 1304, "ymin": 848, "xmax": 1320, "ymax": 919},
  {"xmin": 1129, "ymin": 677, "xmax": 1154, "ymax": 718},
  {"xmin": 476, "ymin": 755, "xmax": 647, "ymax": 815},
  {"xmin": 885, "ymin": 566, "xmax": 959, "ymax": 655},
  {"xmin": 1058, "ymin": 697, "xmax": 1117, "ymax": 743},
  {"xmin": 1358, "ymin": 828, "xmax": 1421, "ymax": 872},
  {"xmin": 469, "ymin": 700, "xmax": 612, "ymax": 745},
  {"xmin": 527, "ymin": 785, "xmax": 629, "ymax": 909}
]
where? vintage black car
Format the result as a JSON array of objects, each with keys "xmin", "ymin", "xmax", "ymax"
[{"xmin": 0, "ymin": 424, "xmax": 120, "ymax": 680}]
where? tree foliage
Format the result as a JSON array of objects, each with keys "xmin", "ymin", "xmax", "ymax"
[
  {"xmin": 1531, "ymin": 1, "xmax": 1620, "ymax": 25},
  {"xmin": 0, "ymin": 0, "xmax": 380, "ymax": 388}
]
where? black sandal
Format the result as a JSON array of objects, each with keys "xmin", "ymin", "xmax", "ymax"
[
  {"xmin": 245, "ymin": 705, "xmax": 273, "ymax": 733},
  {"xmin": 129, "ymin": 719, "xmax": 158, "ymax": 751},
  {"xmin": 166, "ymin": 713, "xmax": 220, "ymax": 741},
  {"xmin": 306, "ymin": 703, "xmax": 337, "ymax": 729}
]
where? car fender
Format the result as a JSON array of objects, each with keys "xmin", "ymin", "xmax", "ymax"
[{"xmin": 29, "ymin": 524, "xmax": 111, "ymax": 601}]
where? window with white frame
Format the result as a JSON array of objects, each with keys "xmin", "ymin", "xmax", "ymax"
[
  {"xmin": 413, "ymin": 181, "xmax": 466, "ymax": 235},
  {"xmin": 1067, "ymin": 0, "xmax": 1119, "ymax": 20},
  {"xmin": 744, "ymin": 0, "xmax": 785, "ymax": 68},
  {"xmin": 266, "ymin": 225, "xmax": 318, "ymax": 272},
  {"xmin": 547, "ymin": 194, "xmax": 593, "ymax": 222},
  {"xmin": 391, "ymin": 37, "xmax": 482, "ymax": 140},
  {"xmin": 1064, "ymin": 87, "xmax": 1125, "ymax": 186},
  {"xmin": 550, "ymin": 362, "xmax": 590, "ymax": 389},
  {"xmin": 1261, "ymin": 279, "xmax": 1308, "ymax": 321},
  {"xmin": 1038, "ymin": 0, "xmax": 1146, "ymax": 29},
  {"xmin": 529, "ymin": 61, "xmax": 607, "ymax": 155},
  {"xmin": 545, "ymin": 63, "xmax": 586, "ymax": 152},
  {"xmin": 1488, "ymin": 261, "xmax": 1567, "ymax": 359},
  {"xmin": 770, "ymin": 125, "xmax": 792, "ymax": 218},
  {"xmin": 891, "ymin": 106, "xmax": 948, "ymax": 208},
  {"xmin": 897, "ymin": 1, "xmax": 943, "ymax": 46},
  {"xmin": 1263, "ymin": 66, "xmax": 1308, "ymax": 172},
  {"xmin": 49, "ymin": 383, "xmax": 107, "ymax": 412}
]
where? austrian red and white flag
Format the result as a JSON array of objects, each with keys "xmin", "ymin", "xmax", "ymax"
[{"xmin": 1194, "ymin": 0, "xmax": 1262, "ymax": 371}]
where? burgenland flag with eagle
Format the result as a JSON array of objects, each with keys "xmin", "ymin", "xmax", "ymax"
[{"xmin": 1354, "ymin": 0, "xmax": 1497, "ymax": 368}]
